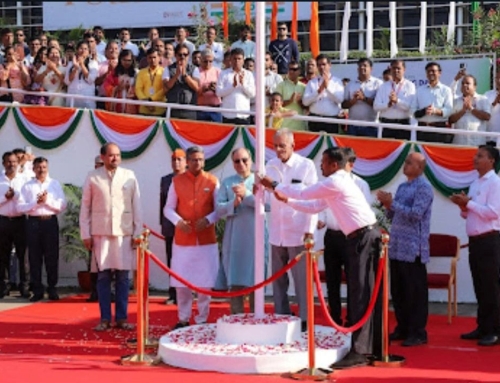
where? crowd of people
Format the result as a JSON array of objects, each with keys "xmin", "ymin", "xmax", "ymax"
[{"xmin": 0, "ymin": 23, "xmax": 497, "ymax": 145}]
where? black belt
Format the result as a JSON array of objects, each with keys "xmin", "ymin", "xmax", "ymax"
[
  {"xmin": 29, "ymin": 215, "xmax": 56, "ymax": 220},
  {"xmin": 0, "ymin": 215, "xmax": 25, "ymax": 220},
  {"xmin": 380, "ymin": 118, "xmax": 410, "ymax": 125},
  {"xmin": 346, "ymin": 225, "xmax": 376, "ymax": 240},
  {"xmin": 418, "ymin": 121, "xmax": 449, "ymax": 128},
  {"xmin": 469, "ymin": 230, "xmax": 500, "ymax": 242},
  {"xmin": 326, "ymin": 229, "xmax": 345, "ymax": 236},
  {"xmin": 310, "ymin": 113, "xmax": 340, "ymax": 119}
]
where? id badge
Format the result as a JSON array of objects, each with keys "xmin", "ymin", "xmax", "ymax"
[{"xmin": 149, "ymin": 87, "xmax": 154, "ymax": 96}]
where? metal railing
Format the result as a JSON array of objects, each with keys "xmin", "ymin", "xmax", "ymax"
[{"xmin": 1, "ymin": 85, "xmax": 499, "ymax": 146}]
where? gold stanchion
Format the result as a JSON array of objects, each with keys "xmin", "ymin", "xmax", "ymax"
[
  {"xmin": 121, "ymin": 234, "xmax": 157, "ymax": 366},
  {"xmin": 127, "ymin": 229, "xmax": 159, "ymax": 350},
  {"xmin": 371, "ymin": 233, "xmax": 405, "ymax": 367},
  {"xmin": 288, "ymin": 236, "xmax": 331, "ymax": 381}
]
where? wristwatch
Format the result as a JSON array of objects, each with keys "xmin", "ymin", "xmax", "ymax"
[{"xmin": 271, "ymin": 181, "xmax": 278, "ymax": 190}]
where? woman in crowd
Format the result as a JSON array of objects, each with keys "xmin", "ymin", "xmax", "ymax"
[
  {"xmin": 24, "ymin": 47, "xmax": 48, "ymax": 105},
  {"xmin": 103, "ymin": 49, "xmax": 138, "ymax": 114},
  {"xmin": 0, "ymin": 45, "xmax": 30, "ymax": 103},
  {"xmin": 35, "ymin": 46, "xmax": 66, "ymax": 106},
  {"xmin": 64, "ymin": 40, "xmax": 98, "ymax": 109}
]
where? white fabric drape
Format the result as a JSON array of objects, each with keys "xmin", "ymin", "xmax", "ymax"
[
  {"xmin": 389, "ymin": 2, "xmax": 398, "ymax": 58},
  {"xmin": 16, "ymin": 109, "xmax": 79, "ymax": 140},
  {"xmin": 419, "ymin": 2, "xmax": 427, "ymax": 54},
  {"xmin": 339, "ymin": 2, "xmax": 352, "ymax": 63}
]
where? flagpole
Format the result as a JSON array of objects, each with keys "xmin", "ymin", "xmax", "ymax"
[{"xmin": 254, "ymin": 1, "xmax": 266, "ymax": 319}]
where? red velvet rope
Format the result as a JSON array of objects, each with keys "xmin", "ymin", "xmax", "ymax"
[
  {"xmin": 143, "ymin": 225, "xmax": 165, "ymax": 240},
  {"xmin": 312, "ymin": 256, "xmax": 385, "ymax": 334},
  {"xmin": 460, "ymin": 243, "xmax": 468, "ymax": 249},
  {"xmin": 147, "ymin": 250, "xmax": 303, "ymax": 298}
]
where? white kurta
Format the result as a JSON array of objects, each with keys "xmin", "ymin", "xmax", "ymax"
[
  {"xmin": 92, "ymin": 235, "xmax": 135, "ymax": 271},
  {"xmin": 164, "ymin": 177, "xmax": 220, "ymax": 288}
]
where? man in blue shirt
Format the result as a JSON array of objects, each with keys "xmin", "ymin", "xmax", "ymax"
[
  {"xmin": 269, "ymin": 23, "xmax": 299, "ymax": 75},
  {"xmin": 377, "ymin": 152, "xmax": 433, "ymax": 347}
]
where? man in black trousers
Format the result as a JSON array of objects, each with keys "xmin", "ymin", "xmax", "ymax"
[
  {"xmin": 260, "ymin": 147, "xmax": 382, "ymax": 369},
  {"xmin": 17, "ymin": 157, "xmax": 67, "ymax": 302},
  {"xmin": 160, "ymin": 149, "xmax": 186, "ymax": 304}
]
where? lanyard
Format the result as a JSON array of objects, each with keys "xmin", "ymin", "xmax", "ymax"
[{"xmin": 149, "ymin": 68, "xmax": 157, "ymax": 85}]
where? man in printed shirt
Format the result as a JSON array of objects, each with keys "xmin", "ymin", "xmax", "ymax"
[
  {"xmin": 17, "ymin": 157, "xmax": 67, "ymax": 302},
  {"xmin": 377, "ymin": 152, "xmax": 433, "ymax": 347},
  {"xmin": 0, "ymin": 152, "xmax": 29, "ymax": 298},
  {"xmin": 411, "ymin": 62, "xmax": 453, "ymax": 143},
  {"xmin": 450, "ymin": 143, "xmax": 500, "ymax": 347}
]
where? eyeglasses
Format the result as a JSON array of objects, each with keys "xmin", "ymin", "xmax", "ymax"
[
  {"xmin": 289, "ymin": 67, "xmax": 300, "ymax": 71},
  {"xmin": 233, "ymin": 158, "xmax": 249, "ymax": 164},
  {"xmin": 177, "ymin": 53, "xmax": 189, "ymax": 57}
]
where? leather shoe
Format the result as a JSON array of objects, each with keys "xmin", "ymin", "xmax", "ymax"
[
  {"xmin": 29, "ymin": 294, "xmax": 44, "ymax": 302},
  {"xmin": 461, "ymin": 328, "xmax": 482, "ymax": 340},
  {"xmin": 478, "ymin": 335, "xmax": 498, "ymax": 346},
  {"xmin": 389, "ymin": 331, "xmax": 407, "ymax": 341},
  {"xmin": 172, "ymin": 321, "xmax": 189, "ymax": 330},
  {"xmin": 48, "ymin": 291, "xmax": 59, "ymax": 301},
  {"xmin": 402, "ymin": 336, "xmax": 428, "ymax": 347},
  {"xmin": 330, "ymin": 351, "xmax": 368, "ymax": 370}
]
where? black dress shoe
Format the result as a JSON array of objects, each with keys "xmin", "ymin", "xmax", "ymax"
[
  {"xmin": 172, "ymin": 321, "xmax": 189, "ymax": 330},
  {"xmin": 402, "ymin": 336, "xmax": 428, "ymax": 347},
  {"xmin": 330, "ymin": 351, "xmax": 368, "ymax": 370},
  {"xmin": 29, "ymin": 294, "xmax": 44, "ymax": 302},
  {"xmin": 86, "ymin": 292, "xmax": 98, "ymax": 302},
  {"xmin": 478, "ymin": 335, "xmax": 498, "ymax": 346},
  {"xmin": 48, "ymin": 291, "xmax": 60, "ymax": 301},
  {"xmin": 19, "ymin": 289, "xmax": 30, "ymax": 299},
  {"xmin": 389, "ymin": 331, "xmax": 407, "ymax": 341},
  {"xmin": 301, "ymin": 321, "xmax": 307, "ymax": 332},
  {"xmin": 461, "ymin": 328, "xmax": 482, "ymax": 340}
]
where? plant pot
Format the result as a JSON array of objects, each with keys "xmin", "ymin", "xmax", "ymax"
[{"xmin": 77, "ymin": 270, "xmax": 92, "ymax": 292}]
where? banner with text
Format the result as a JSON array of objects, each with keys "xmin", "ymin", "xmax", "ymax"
[{"xmin": 43, "ymin": 2, "xmax": 312, "ymax": 31}]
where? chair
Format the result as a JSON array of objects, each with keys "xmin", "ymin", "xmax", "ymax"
[{"xmin": 427, "ymin": 234, "xmax": 460, "ymax": 324}]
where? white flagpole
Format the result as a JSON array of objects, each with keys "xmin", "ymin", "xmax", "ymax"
[
  {"xmin": 447, "ymin": 2, "xmax": 456, "ymax": 43},
  {"xmin": 254, "ymin": 1, "xmax": 266, "ymax": 319},
  {"xmin": 366, "ymin": 1, "xmax": 374, "ymax": 58},
  {"xmin": 389, "ymin": 2, "xmax": 398, "ymax": 58},
  {"xmin": 419, "ymin": 2, "xmax": 427, "ymax": 55},
  {"xmin": 339, "ymin": 1, "xmax": 352, "ymax": 63}
]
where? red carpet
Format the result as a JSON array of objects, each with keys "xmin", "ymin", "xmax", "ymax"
[{"xmin": 0, "ymin": 295, "xmax": 499, "ymax": 383}]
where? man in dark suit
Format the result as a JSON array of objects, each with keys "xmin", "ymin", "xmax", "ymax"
[{"xmin": 160, "ymin": 148, "xmax": 186, "ymax": 304}]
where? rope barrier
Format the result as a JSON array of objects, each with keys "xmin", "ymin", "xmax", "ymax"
[
  {"xmin": 147, "ymin": 249, "xmax": 304, "ymax": 298},
  {"xmin": 460, "ymin": 243, "xmax": 469, "ymax": 249},
  {"xmin": 143, "ymin": 225, "xmax": 165, "ymax": 240},
  {"xmin": 312, "ymin": 257, "xmax": 385, "ymax": 334}
]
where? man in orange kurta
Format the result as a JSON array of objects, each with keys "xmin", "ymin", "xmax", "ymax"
[{"xmin": 163, "ymin": 146, "xmax": 220, "ymax": 329}]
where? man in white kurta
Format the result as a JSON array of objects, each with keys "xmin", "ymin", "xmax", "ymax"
[
  {"xmin": 80, "ymin": 143, "xmax": 142, "ymax": 331},
  {"xmin": 164, "ymin": 146, "xmax": 220, "ymax": 329}
]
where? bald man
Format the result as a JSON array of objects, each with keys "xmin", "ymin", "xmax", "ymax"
[{"xmin": 377, "ymin": 152, "xmax": 433, "ymax": 347}]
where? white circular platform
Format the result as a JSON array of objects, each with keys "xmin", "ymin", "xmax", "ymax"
[{"xmin": 158, "ymin": 315, "xmax": 351, "ymax": 374}]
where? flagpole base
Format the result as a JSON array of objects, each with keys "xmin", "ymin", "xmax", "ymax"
[
  {"xmin": 120, "ymin": 353, "xmax": 159, "ymax": 366},
  {"xmin": 126, "ymin": 337, "xmax": 159, "ymax": 349},
  {"xmin": 370, "ymin": 354, "xmax": 406, "ymax": 368},
  {"xmin": 285, "ymin": 367, "xmax": 333, "ymax": 381}
]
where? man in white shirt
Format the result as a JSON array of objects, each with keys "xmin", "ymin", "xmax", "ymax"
[
  {"xmin": 342, "ymin": 58, "xmax": 383, "ymax": 137},
  {"xmin": 230, "ymin": 25, "xmax": 255, "ymax": 59},
  {"xmin": 173, "ymin": 27, "xmax": 196, "ymax": 59},
  {"xmin": 412, "ymin": 62, "xmax": 454, "ymax": 143},
  {"xmin": 374, "ymin": 59, "xmax": 416, "ymax": 140},
  {"xmin": 450, "ymin": 143, "xmax": 500, "ymax": 346},
  {"xmin": 119, "ymin": 28, "xmax": 139, "ymax": 57},
  {"xmin": 483, "ymin": 71, "xmax": 500, "ymax": 139},
  {"xmin": 93, "ymin": 26, "xmax": 107, "ymax": 57},
  {"xmin": 264, "ymin": 52, "xmax": 283, "ymax": 108},
  {"xmin": 317, "ymin": 147, "xmax": 372, "ymax": 326},
  {"xmin": 17, "ymin": 157, "xmax": 67, "ymax": 302},
  {"xmin": 303, "ymin": 54, "xmax": 344, "ymax": 134},
  {"xmin": 0, "ymin": 152, "xmax": 29, "ymax": 298},
  {"xmin": 264, "ymin": 128, "xmax": 318, "ymax": 332},
  {"xmin": 260, "ymin": 147, "xmax": 381, "ymax": 369},
  {"xmin": 216, "ymin": 47, "xmax": 256, "ymax": 125},
  {"xmin": 198, "ymin": 26, "xmax": 224, "ymax": 69}
]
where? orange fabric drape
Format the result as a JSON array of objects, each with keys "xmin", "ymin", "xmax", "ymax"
[
  {"xmin": 310, "ymin": 2, "xmax": 320, "ymax": 58},
  {"xmin": 245, "ymin": 2, "xmax": 251, "ymax": 25},
  {"xmin": 223, "ymin": 2, "xmax": 229, "ymax": 39},
  {"xmin": 291, "ymin": 2, "xmax": 298, "ymax": 40},
  {"xmin": 271, "ymin": 2, "xmax": 279, "ymax": 40}
]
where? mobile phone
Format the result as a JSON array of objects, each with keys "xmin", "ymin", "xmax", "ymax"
[
  {"xmin": 25, "ymin": 145, "xmax": 32, "ymax": 155},
  {"xmin": 460, "ymin": 63, "xmax": 466, "ymax": 70}
]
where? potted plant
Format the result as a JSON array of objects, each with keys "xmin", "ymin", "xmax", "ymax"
[{"xmin": 59, "ymin": 183, "xmax": 91, "ymax": 291}]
